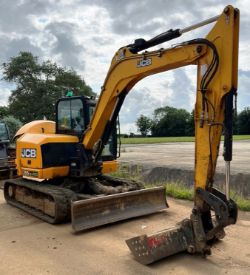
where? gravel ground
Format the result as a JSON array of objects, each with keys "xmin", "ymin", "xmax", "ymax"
[
  {"xmin": 119, "ymin": 140, "xmax": 250, "ymax": 174},
  {"xmin": 0, "ymin": 191, "xmax": 250, "ymax": 275}
]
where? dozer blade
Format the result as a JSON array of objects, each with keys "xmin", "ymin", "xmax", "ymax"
[{"xmin": 71, "ymin": 186, "xmax": 168, "ymax": 232}]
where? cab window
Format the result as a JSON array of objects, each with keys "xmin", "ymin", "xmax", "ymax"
[
  {"xmin": 0, "ymin": 123, "xmax": 9, "ymax": 141},
  {"xmin": 88, "ymin": 104, "xmax": 116, "ymax": 159},
  {"xmin": 57, "ymin": 99, "xmax": 85, "ymax": 133}
]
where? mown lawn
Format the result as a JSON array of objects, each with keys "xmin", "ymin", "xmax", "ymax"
[
  {"xmin": 163, "ymin": 183, "xmax": 250, "ymax": 211},
  {"xmin": 121, "ymin": 135, "xmax": 250, "ymax": 144}
]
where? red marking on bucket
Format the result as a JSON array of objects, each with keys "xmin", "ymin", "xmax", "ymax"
[{"xmin": 147, "ymin": 236, "xmax": 164, "ymax": 248}]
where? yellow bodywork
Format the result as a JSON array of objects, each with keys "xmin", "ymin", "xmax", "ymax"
[
  {"xmin": 16, "ymin": 120, "xmax": 117, "ymax": 180},
  {"xmin": 15, "ymin": 120, "xmax": 56, "ymax": 138}
]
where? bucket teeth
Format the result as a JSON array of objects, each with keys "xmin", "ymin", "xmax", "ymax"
[{"xmin": 126, "ymin": 219, "xmax": 194, "ymax": 265}]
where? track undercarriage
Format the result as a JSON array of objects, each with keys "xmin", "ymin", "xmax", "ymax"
[{"xmin": 4, "ymin": 176, "xmax": 167, "ymax": 232}]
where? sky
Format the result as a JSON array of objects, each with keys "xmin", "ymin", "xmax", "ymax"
[{"xmin": 0, "ymin": 0, "xmax": 249, "ymax": 133}]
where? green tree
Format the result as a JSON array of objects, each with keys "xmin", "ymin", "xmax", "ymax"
[
  {"xmin": 151, "ymin": 106, "xmax": 191, "ymax": 137},
  {"xmin": 0, "ymin": 106, "xmax": 9, "ymax": 118},
  {"xmin": 185, "ymin": 109, "xmax": 195, "ymax": 136},
  {"xmin": 136, "ymin": 115, "xmax": 152, "ymax": 136},
  {"xmin": 237, "ymin": 108, "xmax": 250, "ymax": 134},
  {"xmin": 2, "ymin": 116, "xmax": 22, "ymax": 141},
  {"xmin": 2, "ymin": 52, "xmax": 94, "ymax": 123}
]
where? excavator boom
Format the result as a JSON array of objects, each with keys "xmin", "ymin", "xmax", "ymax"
[{"xmin": 126, "ymin": 5, "xmax": 239, "ymax": 264}]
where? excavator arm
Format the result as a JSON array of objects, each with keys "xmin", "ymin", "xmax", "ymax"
[
  {"xmin": 83, "ymin": 8, "xmax": 239, "ymax": 199},
  {"xmin": 81, "ymin": 5, "xmax": 239, "ymax": 264},
  {"xmin": 84, "ymin": 3, "xmax": 239, "ymax": 204},
  {"xmin": 125, "ymin": 6, "xmax": 239, "ymax": 264}
]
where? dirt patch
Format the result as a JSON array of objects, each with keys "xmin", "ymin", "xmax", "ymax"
[{"xmin": 0, "ymin": 192, "xmax": 250, "ymax": 275}]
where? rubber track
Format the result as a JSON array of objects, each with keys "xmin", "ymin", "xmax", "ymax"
[{"xmin": 4, "ymin": 178, "xmax": 76, "ymax": 224}]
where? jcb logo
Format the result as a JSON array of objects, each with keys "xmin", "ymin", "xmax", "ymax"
[
  {"xmin": 137, "ymin": 58, "xmax": 152, "ymax": 68},
  {"xmin": 21, "ymin": 148, "xmax": 36, "ymax": 158}
]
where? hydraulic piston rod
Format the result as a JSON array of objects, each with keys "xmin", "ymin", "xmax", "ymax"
[
  {"xmin": 180, "ymin": 15, "xmax": 220, "ymax": 34},
  {"xmin": 128, "ymin": 13, "xmax": 220, "ymax": 53}
]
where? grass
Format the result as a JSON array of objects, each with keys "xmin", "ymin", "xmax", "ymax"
[
  {"xmin": 111, "ymin": 170, "xmax": 250, "ymax": 211},
  {"xmin": 235, "ymin": 197, "xmax": 250, "ymax": 211},
  {"xmin": 121, "ymin": 135, "xmax": 250, "ymax": 144},
  {"xmin": 230, "ymin": 192, "xmax": 250, "ymax": 211},
  {"xmin": 153, "ymin": 182, "xmax": 250, "ymax": 211},
  {"xmin": 165, "ymin": 183, "xmax": 193, "ymax": 201},
  {"xmin": 232, "ymin": 135, "xmax": 250, "ymax": 141},
  {"xmin": 164, "ymin": 184, "xmax": 250, "ymax": 211},
  {"xmin": 121, "ymin": 136, "xmax": 194, "ymax": 144}
]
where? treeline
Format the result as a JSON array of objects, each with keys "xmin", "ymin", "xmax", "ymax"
[
  {"xmin": 0, "ymin": 52, "xmax": 93, "ymax": 124},
  {"xmin": 0, "ymin": 52, "xmax": 94, "ymax": 140},
  {"xmin": 136, "ymin": 106, "xmax": 250, "ymax": 137}
]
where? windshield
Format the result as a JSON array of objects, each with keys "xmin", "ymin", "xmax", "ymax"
[
  {"xmin": 57, "ymin": 99, "xmax": 85, "ymax": 133},
  {"xmin": 88, "ymin": 104, "xmax": 115, "ymax": 158},
  {"xmin": 0, "ymin": 123, "xmax": 9, "ymax": 140}
]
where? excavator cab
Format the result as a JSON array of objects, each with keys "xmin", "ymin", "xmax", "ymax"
[{"xmin": 56, "ymin": 95, "xmax": 117, "ymax": 163}]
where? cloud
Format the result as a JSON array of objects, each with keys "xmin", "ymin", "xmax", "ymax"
[
  {"xmin": 0, "ymin": 0, "xmax": 49, "ymax": 33},
  {"xmin": 120, "ymin": 87, "xmax": 161, "ymax": 122},
  {"xmin": 98, "ymin": 0, "xmax": 197, "ymax": 35},
  {"xmin": 0, "ymin": 86, "xmax": 11, "ymax": 106},
  {"xmin": 0, "ymin": 36, "xmax": 42, "ymax": 61},
  {"xmin": 169, "ymin": 68, "xmax": 195, "ymax": 111},
  {"xmin": 119, "ymin": 87, "xmax": 162, "ymax": 133},
  {"xmin": 45, "ymin": 21, "xmax": 85, "ymax": 69},
  {"xmin": 238, "ymin": 69, "xmax": 250, "ymax": 111},
  {"xmin": 0, "ymin": 0, "xmax": 249, "ymax": 133}
]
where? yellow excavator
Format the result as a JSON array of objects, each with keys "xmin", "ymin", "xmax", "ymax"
[
  {"xmin": 4, "ymin": 5, "xmax": 239, "ymax": 264},
  {"xmin": 4, "ymin": 98, "xmax": 167, "ymax": 229}
]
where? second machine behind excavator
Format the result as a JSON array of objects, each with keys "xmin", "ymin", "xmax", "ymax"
[{"xmin": 4, "ymin": 5, "xmax": 239, "ymax": 264}]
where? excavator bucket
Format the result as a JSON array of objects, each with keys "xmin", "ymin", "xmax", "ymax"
[
  {"xmin": 126, "ymin": 219, "xmax": 194, "ymax": 265},
  {"xmin": 71, "ymin": 186, "xmax": 168, "ymax": 232},
  {"xmin": 126, "ymin": 189, "xmax": 238, "ymax": 264}
]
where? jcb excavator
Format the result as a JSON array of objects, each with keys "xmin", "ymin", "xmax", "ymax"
[
  {"xmin": 4, "ymin": 5, "xmax": 239, "ymax": 264},
  {"xmin": 4, "ymin": 98, "xmax": 167, "ymax": 229}
]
